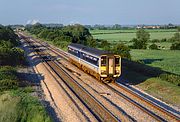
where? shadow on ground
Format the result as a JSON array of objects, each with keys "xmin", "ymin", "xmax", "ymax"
[
  {"xmin": 117, "ymin": 58, "xmax": 168, "ymax": 85},
  {"xmin": 20, "ymin": 40, "xmax": 61, "ymax": 122},
  {"xmin": 139, "ymin": 58, "xmax": 163, "ymax": 65}
]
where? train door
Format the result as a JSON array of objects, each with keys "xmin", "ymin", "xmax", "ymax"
[{"xmin": 108, "ymin": 57, "xmax": 114, "ymax": 75}]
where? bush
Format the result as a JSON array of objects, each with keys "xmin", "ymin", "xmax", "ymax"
[
  {"xmin": 169, "ymin": 32, "xmax": 180, "ymax": 42},
  {"xmin": 159, "ymin": 73, "xmax": 180, "ymax": 86},
  {"xmin": 161, "ymin": 38, "xmax": 167, "ymax": 42},
  {"xmin": 0, "ymin": 66, "xmax": 17, "ymax": 81},
  {"xmin": 111, "ymin": 43, "xmax": 131, "ymax": 59},
  {"xmin": 131, "ymin": 38, "xmax": 147, "ymax": 49},
  {"xmin": 149, "ymin": 43, "xmax": 158, "ymax": 50},
  {"xmin": 170, "ymin": 42, "xmax": 180, "ymax": 50},
  {"xmin": 0, "ymin": 90, "xmax": 52, "ymax": 122},
  {"xmin": 0, "ymin": 47, "xmax": 25, "ymax": 66},
  {"xmin": 0, "ymin": 66, "xmax": 18, "ymax": 91},
  {"xmin": 0, "ymin": 79, "xmax": 18, "ymax": 91},
  {"xmin": 151, "ymin": 39, "xmax": 160, "ymax": 43},
  {"xmin": 0, "ymin": 40, "xmax": 14, "ymax": 48},
  {"xmin": 131, "ymin": 29, "xmax": 150, "ymax": 49}
]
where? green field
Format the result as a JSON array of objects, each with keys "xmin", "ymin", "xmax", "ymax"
[
  {"xmin": 91, "ymin": 29, "xmax": 176, "ymax": 42},
  {"xmin": 130, "ymin": 49, "xmax": 180, "ymax": 75},
  {"xmin": 91, "ymin": 29, "xmax": 177, "ymax": 34}
]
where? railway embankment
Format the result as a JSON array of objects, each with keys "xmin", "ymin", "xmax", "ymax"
[
  {"xmin": 0, "ymin": 26, "xmax": 52, "ymax": 122},
  {"xmin": 120, "ymin": 58, "xmax": 180, "ymax": 108}
]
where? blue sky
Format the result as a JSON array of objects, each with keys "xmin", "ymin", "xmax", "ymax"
[{"xmin": 0, "ymin": 0, "xmax": 179, "ymax": 25}]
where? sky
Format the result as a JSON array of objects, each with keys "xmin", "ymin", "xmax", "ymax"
[{"xmin": 0, "ymin": 0, "xmax": 180, "ymax": 25}]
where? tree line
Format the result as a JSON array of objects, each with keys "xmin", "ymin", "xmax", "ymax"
[{"xmin": 26, "ymin": 24, "xmax": 131, "ymax": 59}]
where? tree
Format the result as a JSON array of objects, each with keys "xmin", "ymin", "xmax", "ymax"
[
  {"xmin": 132, "ymin": 29, "xmax": 150, "ymax": 49},
  {"xmin": 170, "ymin": 32, "xmax": 180, "ymax": 50},
  {"xmin": 177, "ymin": 26, "xmax": 180, "ymax": 32},
  {"xmin": 170, "ymin": 42, "xmax": 180, "ymax": 50},
  {"xmin": 112, "ymin": 24, "xmax": 121, "ymax": 30},
  {"xmin": 149, "ymin": 43, "xmax": 158, "ymax": 50},
  {"xmin": 111, "ymin": 43, "xmax": 131, "ymax": 59},
  {"xmin": 131, "ymin": 38, "xmax": 147, "ymax": 49},
  {"xmin": 63, "ymin": 24, "xmax": 92, "ymax": 44},
  {"xmin": 100, "ymin": 40, "xmax": 111, "ymax": 51},
  {"xmin": 136, "ymin": 29, "xmax": 150, "ymax": 41},
  {"xmin": 171, "ymin": 32, "xmax": 180, "ymax": 42},
  {"xmin": 38, "ymin": 29, "xmax": 50, "ymax": 39},
  {"xmin": 86, "ymin": 39, "xmax": 97, "ymax": 48}
]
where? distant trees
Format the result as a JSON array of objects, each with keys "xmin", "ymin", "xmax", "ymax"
[
  {"xmin": 112, "ymin": 24, "xmax": 121, "ymax": 30},
  {"xmin": 26, "ymin": 24, "xmax": 96, "ymax": 49},
  {"xmin": 131, "ymin": 29, "xmax": 150, "ymax": 49},
  {"xmin": 177, "ymin": 26, "xmax": 180, "ymax": 32},
  {"xmin": 149, "ymin": 43, "xmax": 158, "ymax": 50},
  {"xmin": 100, "ymin": 40, "xmax": 111, "ymax": 51},
  {"xmin": 170, "ymin": 30, "xmax": 180, "ymax": 50},
  {"xmin": 26, "ymin": 24, "xmax": 132, "ymax": 58},
  {"xmin": 170, "ymin": 43, "xmax": 180, "ymax": 50},
  {"xmin": 63, "ymin": 24, "xmax": 92, "ymax": 44},
  {"xmin": 111, "ymin": 43, "xmax": 131, "ymax": 59}
]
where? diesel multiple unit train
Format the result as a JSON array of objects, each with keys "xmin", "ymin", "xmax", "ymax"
[{"xmin": 68, "ymin": 43, "xmax": 121, "ymax": 82}]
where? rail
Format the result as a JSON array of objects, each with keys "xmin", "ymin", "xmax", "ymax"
[{"xmin": 23, "ymin": 36, "xmax": 121, "ymax": 122}]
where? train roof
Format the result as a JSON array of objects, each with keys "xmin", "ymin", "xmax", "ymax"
[{"xmin": 68, "ymin": 43, "xmax": 112, "ymax": 57}]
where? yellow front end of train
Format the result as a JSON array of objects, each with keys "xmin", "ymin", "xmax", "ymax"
[{"xmin": 99, "ymin": 55, "xmax": 121, "ymax": 82}]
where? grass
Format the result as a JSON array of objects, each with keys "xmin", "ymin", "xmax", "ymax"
[
  {"xmin": 91, "ymin": 29, "xmax": 176, "ymax": 49},
  {"xmin": 93, "ymin": 33, "xmax": 136, "ymax": 42},
  {"xmin": 139, "ymin": 77, "xmax": 180, "ymax": 107},
  {"xmin": 122, "ymin": 68, "xmax": 180, "ymax": 107},
  {"xmin": 0, "ymin": 66, "xmax": 52, "ymax": 122},
  {"xmin": 91, "ymin": 29, "xmax": 177, "ymax": 35},
  {"xmin": 130, "ymin": 49, "xmax": 180, "ymax": 75},
  {"xmin": 0, "ymin": 90, "xmax": 52, "ymax": 122},
  {"xmin": 92, "ymin": 31, "xmax": 175, "ymax": 41}
]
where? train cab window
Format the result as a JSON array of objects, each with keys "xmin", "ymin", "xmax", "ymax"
[
  {"xmin": 115, "ymin": 57, "xmax": 120, "ymax": 66},
  {"xmin": 101, "ymin": 56, "xmax": 106, "ymax": 66}
]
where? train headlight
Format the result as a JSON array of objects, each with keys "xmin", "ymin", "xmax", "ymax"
[
  {"xmin": 101, "ymin": 70, "xmax": 106, "ymax": 74},
  {"xmin": 115, "ymin": 70, "xmax": 120, "ymax": 74}
]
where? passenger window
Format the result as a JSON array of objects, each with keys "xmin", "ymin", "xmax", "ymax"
[
  {"xmin": 101, "ymin": 56, "xmax": 106, "ymax": 66},
  {"xmin": 115, "ymin": 57, "xmax": 120, "ymax": 66}
]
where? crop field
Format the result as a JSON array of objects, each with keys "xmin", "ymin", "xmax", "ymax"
[
  {"xmin": 130, "ymin": 49, "xmax": 180, "ymax": 75},
  {"xmin": 91, "ymin": 29, "xmax": 176, "ymax": 42},
  {"xmin": 91, "ymin": 29, "xmax": 177, "ymax": 34}
]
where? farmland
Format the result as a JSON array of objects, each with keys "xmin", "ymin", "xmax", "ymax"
[
  {"xmin": 91, "ymin": 29, "xmax": 176, "ymax": 49},
  {"xmin": 130, "ymin": 49, "xmax": 180, "ymax": 75},
  {"xmin": 90, "ymin": 29, "xmax": 180, "ymax": 74},
  {"xmin": 91, "ymin": 29, "xmax": 176, "ymax": 41}
]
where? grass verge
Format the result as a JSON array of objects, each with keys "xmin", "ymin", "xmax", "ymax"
[
  {"xmin": 0, "ymin": 89, "xmax": 52, "ymax": 122},
  {"xmin": 122, "ymin": 67, "xmax": 180, "ymax": 107},
  {"xmin": 0, "ymin": 66, "xmax": 52, "ymax": 122}
]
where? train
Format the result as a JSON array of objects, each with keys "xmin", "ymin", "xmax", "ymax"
[{"xmin": 68, "ymin": 43, "xmax": 121, "ymax": 82}]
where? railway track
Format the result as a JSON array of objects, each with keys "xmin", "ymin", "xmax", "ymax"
[
  {"xmin": 22, "ymin": 34, "xmax": 180, "ymax": 122},
  {"xmin": 110, "ymin": 83, "xmax": 180, "ymax": 122},
  {"xmin": 46, "ymin": 41, "xmax": 180, "ymax": 122},
  {"xmin": 23, "ymin": 37, "xmax": 121, "ymax": 122},
  {"xmin": 39, "ymin": 40, "xmax": 180, "ymax": 121},
  {"xmin": 41, "ymin": 39, "xmax": 180, "ymax": 122},
  {"xmin": 43, "ymin": 43, "xmax": 179, "ymax": 121}
]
